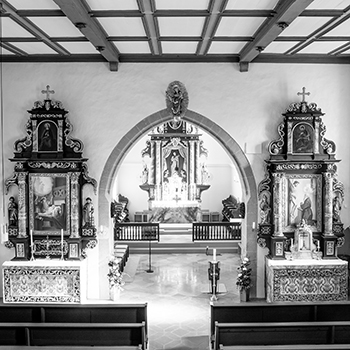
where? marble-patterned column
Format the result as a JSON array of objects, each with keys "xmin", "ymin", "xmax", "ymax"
[
  {"xmin": 189, "ymin": 141, "xmax": 195, "ymax": 201},
  {"xmin": 272, "ymin": 173, "xmax": 284, "ymax": 237},
  {"xmin": 17, "ymin": 172, "xmax": 28, "ymax": 238},
  {"xmin": 323, "ymin": 172, "xmax": 333, "ymax": 236},
  {"xmin": 70, "ymin": 172, "xmax": 80, "ymax": 238}
]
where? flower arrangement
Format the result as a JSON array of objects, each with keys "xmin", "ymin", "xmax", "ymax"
[
  {"xmin": 236, "ymin": 257, "xmax": 252, "ymax": 291},
  {"xmin": 107, "ymin": 258, "xmax": 125, "ymax": 290}
]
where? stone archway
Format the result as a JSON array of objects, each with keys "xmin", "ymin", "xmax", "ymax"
[{"xmin": 98, "ymin": 109, "xmax": 258, "ymax": 295}]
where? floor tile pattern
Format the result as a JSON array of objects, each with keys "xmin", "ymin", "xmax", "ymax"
[{"xmin": 118, "ymin": 253, "xmax": 241, "ymax": 350}]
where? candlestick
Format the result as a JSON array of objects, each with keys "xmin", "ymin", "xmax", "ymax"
[
  {"xmin": 30, "ymin": 229, "xmax": 33, "ymax": 247},
  {"xmin": 213, "ymin": 248, "xmax": 216, "ymax": 261},
  {"xmin": 61, "ymin": 229, "xmax": 64, "ymax": 259},
  {"xmin": 252, "ymin": 222, "xmax": 256, "ymax": 230}
]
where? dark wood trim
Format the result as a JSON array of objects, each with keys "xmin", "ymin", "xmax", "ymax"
[
  {"xmin": 53, "ymin": 0, "xmax": 120, "ymax": 68},
  {"xmin": 239, "ymin": 0, "xmax": 314, "ymax": 65}
]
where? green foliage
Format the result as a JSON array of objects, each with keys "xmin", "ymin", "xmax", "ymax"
[{"xmin": 236, "ymin": 257, "xmax": 252, "ymax": 291}]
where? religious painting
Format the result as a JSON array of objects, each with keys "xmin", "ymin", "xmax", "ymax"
[
  {"xmin": 282, "ymin": 174, "xmax": 322, "ymax": 232},
  {"xmin": 29, "ymin": 173, "xmax": 70, "ymax": 235},
  {"xmin": 292, "ymin": 122, "xmax": 314, "ymax": 154},
  {"xmin": 37, "ymin": 120, "xmax": 58, "ymax": 152}
]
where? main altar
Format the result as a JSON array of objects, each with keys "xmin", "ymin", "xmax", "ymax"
[
  {"xmin": 139, "ymin": 81, "xmax": 210, "ymax": 223},
  {"xmin": 258, "ymin": 87, "xmax": 348, "ymax": 302},
  {"xmin": 3, "ymin": 86, "xmax": 97, "ymax": 303}
]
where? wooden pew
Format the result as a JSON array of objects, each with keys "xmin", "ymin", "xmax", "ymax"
[
  {"xmin": 214, "ymin": 321, "xmax": 350, "ymax": 350},
  {"xmin": 219, "ymin": 345, "xmax": 350, "ymax": 350},
  {"xmin": 0, "ymin": 303, "xmax": 148, "ymax": 342},
  {"xmin": 0, "ymin": 322, "xmax": 146, "ymax": 349},
  {"xmin": 210, "ymin": 302, "xmax": 350, "ymax": 343}
]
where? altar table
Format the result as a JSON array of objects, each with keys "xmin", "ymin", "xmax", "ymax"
[
  {"xmin": 266, "ymin": 257, "xmax": 348, "ymax": 303},
  {"xmin": 2, "ymin": 260, "xmax": 86, "ymax": 303}
]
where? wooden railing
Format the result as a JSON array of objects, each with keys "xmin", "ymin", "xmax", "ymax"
[
  {"xmin": 192, "ymin": 222, "xmax": 241, "ymax": 241},
  {"xmin": 115, "ymin": 223, "xmax": 160, "ymax": 241}
]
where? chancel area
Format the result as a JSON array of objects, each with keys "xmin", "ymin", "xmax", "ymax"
[{"xmin": 1, "ymin": 1, "xmax": 350, "ymax": 347}]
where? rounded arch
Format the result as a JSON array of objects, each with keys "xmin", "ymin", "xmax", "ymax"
[{"xmin": 98, "ymin": 108, "xmax": 258, "ymax": 294}]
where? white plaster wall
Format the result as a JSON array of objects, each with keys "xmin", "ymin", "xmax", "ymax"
[{"xmin": 1, "ymin": 62, "xmax": 350, "ymax": 299}]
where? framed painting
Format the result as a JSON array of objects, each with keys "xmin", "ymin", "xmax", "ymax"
[
  {"xmin": 282, "ymin": 174, "xmax": 322, "ymax": 232},
  {"xmin": 29, "ymin": 173, "xmax": 70, "ymax": 236}
]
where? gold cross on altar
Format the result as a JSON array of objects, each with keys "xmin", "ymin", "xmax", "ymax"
[
  {"xmin": 41, "ymin": 85, "xmax": 55, "ymax": 100},
  {"xmin": 297, "ymin": 87, "xmax": 310, "ymax": 102}
]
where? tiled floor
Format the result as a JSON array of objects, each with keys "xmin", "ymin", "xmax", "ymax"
[{"xmin": 117, "ymin": 252, "xmax": 241, "ymax": 350}]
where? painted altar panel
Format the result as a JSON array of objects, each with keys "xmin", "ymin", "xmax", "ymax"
[
  {"xmin": 2, "ymin": 260, "xmax": 86, "ymax": 303},
  {"xmin": 266, "ymin": 257, "xmax": 348, "ymax": 303}
]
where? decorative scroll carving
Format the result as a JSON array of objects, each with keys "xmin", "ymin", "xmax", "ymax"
[
  {"xmin": 320, "ymin": 121, "xmax": 336, "ymax": 155},
  {"xmin": 268, "ymin": 122, "xmax": 284, "ymax": 155},
  {"xmin": 64, "ymin": 118, "xmax": 84, "ymax": 153},
  {"xmin": 82, "ymin": 163, "xmax": 97, "ymax": 194},
  {"xmin": 14, "ymin": 120, "xmax": 33, "ymax": 153},
  {"xmin": 28, "ymin": 161, "xmax": 78, "ymax": 169}
]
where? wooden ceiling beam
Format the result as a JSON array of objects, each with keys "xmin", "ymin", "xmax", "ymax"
[
  {"xmin": 239, "ymin": 0, "xmax": 315, "ymax": 72},
  {"xmin": 53, "ymin": 0, "xmax": 119, "ymax": 71},
  {"xmin": 137, "ymin": 0, "xmax": 160, "ymax": 55},
  {"xmin": 2, "ymin": 0, "xmax": 70, "ymax": 55},
  {"xmin": 197, "ymin": 0, "xmax": 229, "ymax": 56}
]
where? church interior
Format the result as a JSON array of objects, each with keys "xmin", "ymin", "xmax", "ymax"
[{"xmin": 1, "ymin": 0, "xmax": 350, "ymax": 349}]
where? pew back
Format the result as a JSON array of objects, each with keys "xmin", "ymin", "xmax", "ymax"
[
  {"xmin": 214, "ymin": 321, "xmax": 350, "ymax": 350},
  {"xmin": 0, "ymin": 322, "xmax": 146, "ymax": 349}
]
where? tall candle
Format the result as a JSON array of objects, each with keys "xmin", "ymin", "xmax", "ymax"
[
  {"xmin": 30, "ymin": 229, "xmax": 33, "ymax": 247},
  {"xmin": 61, "ymin": 229, "xmax": 64, "ymax": 252},
  {"xmin": 252, "ymin": 222, "xmax": 256, "ymax": 230},
  {"xmin": 213, "ymin": 248, "xmax": 216, "ymax": 261}
]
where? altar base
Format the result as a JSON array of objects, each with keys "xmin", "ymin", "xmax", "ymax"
[
  {"xmin": 266, "ymin": 257, "xmax": 348, "ymax": 303},
  {"xmin": 2, "ymin": 260, "xmax": 86, "ymax": 303}
]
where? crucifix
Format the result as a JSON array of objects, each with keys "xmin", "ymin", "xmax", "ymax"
[
  {"xmin": 41, "ymin": 85, "xmax": 55, "ymax": 100},
  {"xmin": 297, "ymin": 87, "xmax": 310, "ymax": 102}
]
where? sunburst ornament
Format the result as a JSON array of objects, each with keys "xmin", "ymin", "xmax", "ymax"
[{"xmin": 165, "ymin": 81, "xmax": 189, "ymax": 122}]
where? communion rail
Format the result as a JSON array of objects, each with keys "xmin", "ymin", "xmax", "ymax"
[
  {"xmin": 192, "ymin": 222, "xmax": 241, "ymax": 241},
  {"xmin": 115, "ymin": 222, "xmax": 160, "ymax": 241}
]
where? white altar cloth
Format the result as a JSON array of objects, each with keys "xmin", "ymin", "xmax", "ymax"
[
  {"xmin": 2, "ymin": 260, "xmax": 87, "ymax": 303},
  {"xmin": 266, "ymin": 257, "xmax": 348, "ymax": 303}
]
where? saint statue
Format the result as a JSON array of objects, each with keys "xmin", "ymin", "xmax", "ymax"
[
  {"xmin": 83, "ymin": 197, "xmax": 95, "ymax": 227},
  {"xmin": 333, "ymin": 195, "xmax": 342, "ymax": 223},
  {"xmin": 8, "ymin": 196, "xmax": 18, "ymax": 227}
]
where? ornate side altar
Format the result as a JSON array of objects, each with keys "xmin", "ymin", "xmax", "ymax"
[
  {"xmin": 3, "ymin": 86, "xmax": 97, "ymax": 303},
  {"xmin": 266, "ymin": 257, "xmax": 348, "ymax": 303},
  {"xmin": 2, "ymin": 260, "xmax": 86, "ymax": 303},
  {"xmin": 139, "ymin": 81, "xmax": 210, "ymax": 223},
  {"xmin": 257, "ymin": 87, "xmax": 347, "ymax": 302}
]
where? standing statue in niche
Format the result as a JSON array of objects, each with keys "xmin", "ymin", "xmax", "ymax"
[
  {"xmin": 333, "ymin": 195, "xmax": 342, "ymax": 223},
  {"xmin": 141, "ymin": 164, "xmax": 149, "ymax": 184},
  {"xmin": 259, "ymin": 193, "xmax": 271, "ymax": 224},
  {"xmin": 171, "ymin": 152, "xmax": 180, "ymax": 176},
  {"xmin": 83, "ymin": 197, "xmax": 95, "ymax": 227},
  {"xmin": 299, "ymin": 185, "xmax": 314, "ymax": 225},
  {"xmin": 8, "ymin": 196, "xmax": 18, "ymax": 227}
]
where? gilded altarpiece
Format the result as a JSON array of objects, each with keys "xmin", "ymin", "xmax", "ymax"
[
  {"xmin": 3, "ymin": 86, "xmax": 97, "ymax": 303},
  {"xmin": 257, "ymin": 88, "xmax": 347, "ymax": 302},
  {"xmin": 139, "ymin": 82, "xmax": 210, "ymax": 223}
]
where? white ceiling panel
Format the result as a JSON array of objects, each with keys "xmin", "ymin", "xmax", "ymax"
[
  {"xmin": 226, "ymin": 0, "xmax": 279, "ymax": 10},
  {"xmin": 113, "ymin": 41, "xmax": 151, "ymax": 54},
  {"xmin": 155, "ymin": 0, "xmax": 209, "ymax": 10},
  {"xmin": 57, "ymin": 42, "xmax": 98, "ymax": 54},
  {"xmin": 10, "ymin": 42, "xmax": 58, "ymax": 54},
  {"xmin": 208, "ymin": 41, "xmax": 247, "ymax": 54},
  {"xmin": 158, "ymin": 17, "xmax": 206, "ymax": 36},
  {"xmin": 298, "ymin": 41, "xmax": 349, "ymax": 54},
  {"xmin": 279, "ymin": 17, "xmax": 332, "ymax": 36},
  {"xmin": 263, "ymin": 41, "xmax": 300, "ymax": 53},
  {"xmin": 2, "ymin": 17, "xmax": 34, "ymax": 37},
  {"xmin": 5, "ymin": 0, "xmax": 60, "ymax": 9},
  {"xmin": 162, "ymin": 41, "xmax": 199, "ymax": 54},
  {"xmin": 216, "ymin": 17, "xmax": 266, "ymax": 36},
  {"xmin": 306, "ymin": 0, "xmax": 350, "ymax": 10},
  {"xmin": 28, "ymin": 17, "xmax": 83, "ymax": 37},
  {"xmin": 324, "ymin": 19, "xmax": 350, "ymax": 36},
  {"xmin": 97, "ymin": 17, "xmax": 146, "ymax": 36},
  {"xmin": 86, "ymin": 0, "xmax": 139, "ymax": 10}
]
